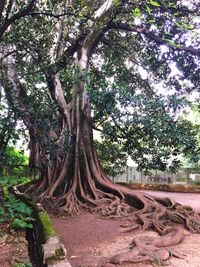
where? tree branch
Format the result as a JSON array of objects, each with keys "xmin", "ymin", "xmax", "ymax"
[
  {"xmin": 0, "ymin": 0, "xmax": 37, "ymax": 39},
  {"xmin": 111, "ymin": 22, "xmax": 200, "ymax": 57},
  {"xmin": 45, "ymin": 73, "xmax": 71, "ymax": 128},
  {"xmin": 50, "ymin": 34, "xmax": 86, "ymax": 74},
  {"xmin": 2, "ymin": 52, "xmax": 35, "ymax": 126},
  {"xmin": 27, "ymin": 11, "xmax": 74, "ymax": 18},
  {"xmin": 76, "ymin": 0, "xmax": 119, "ymax": 69}
]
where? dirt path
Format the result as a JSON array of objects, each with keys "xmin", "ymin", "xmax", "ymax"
[{"xmin": 50, "ymin": 191, "xmax": 200, "ymax": 267}]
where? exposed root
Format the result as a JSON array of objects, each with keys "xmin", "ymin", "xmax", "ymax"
[
  {"xmin": 31, "ymin": 176, "xmax": 200, "ymax": 237},
  {"xmin": 26, "ymin": 122, "xmax": 200, "ymax": 265},
  {"xmin": 110, "ymin": 226, "xmax": 185, "ymax": 265}
]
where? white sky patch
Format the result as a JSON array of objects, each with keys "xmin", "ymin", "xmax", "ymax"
[
  {"xmin": 138, "ymin": 66, "xmax": 148, "ymax": 80},
  {"xmin": 160, "ymin": 45, "xmax": 169, "ymax": 53},
  {"xmin": 169, "ymin": 62, "xmax": 183, "ymax": 78},
  {"xmin": 35, "ymin": 82, "xmax": 46, "ymax": 89},
  {"xmin": 154, "ymin": 81, "xmax": 176, "ymax": 96},
  {"xmin": 124, "ymin": 59, "xmax": 133, "ymax": 69},
  {"xmin": 134, "ymin": 17, "xmax": 142, "ymax": 26}
]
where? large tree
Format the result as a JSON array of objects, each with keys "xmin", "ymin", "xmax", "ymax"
[{"xmin": 1, "ymin": 0, "xmax": 200, "ymax": 264}]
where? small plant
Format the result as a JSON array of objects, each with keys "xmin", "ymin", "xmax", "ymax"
[
  {"xmin": 150, "ymin": 257, "xmax": 167, "ymax": 266},
  {"xmin": 11, "ymin": 218, "xmax": 32, "ymax": 230}
]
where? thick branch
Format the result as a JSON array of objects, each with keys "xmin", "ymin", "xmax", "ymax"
[
  {"xmin": 49, "ymin": 34, "xmax": 86, "ymax": 74},
  {"xmin": 0, "ymin": 0, "xmax": 37, "ymax": 39},
  {"xmin": 77, "ymin": 0, "xmax": 118, "ymax": 69},
  {"xmin": 111, "ymin": 22, "xmax": 200, "ymax": 57},
  {"xmin": 45, "ymin": 73, "xmax": 71, "ymax": 128},
  {"xmin": 2, "ymin": 53, "xmax": 34, "ymax": 126},
  {"xmin": 48, "ymin": 1, "xmax": 119, "ymax": 74}
]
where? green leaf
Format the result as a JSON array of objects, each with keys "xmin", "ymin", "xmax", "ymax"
[
  {"xmin": 146, "ymin": 5, "xmax": 152, "ymax": 15},
  {"xmin": 149, "ymin": 1, "xmax": 160, "ymax": 7},
  {"xmin": 132, "ymin": 7, "xmax": 142, "ymax": 17},
  {"xmin": 147, "ymin": 19, "xmax": 156, "ymax": 23},
  {"xmin": 113, "ymin": 0, "xmax": 120, "ymax": 6}
]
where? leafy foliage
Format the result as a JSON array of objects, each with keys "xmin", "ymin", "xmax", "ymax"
[
  {"xmin": 0, "ymin": 176, "xmax": 30, "ymax": 187},
  {"xmin": 95, "ymin": 139, "xmax": 128, "ymax": 177},
  {"xmin": 0, "ymin": 194, "xmax": 34, "ymax": 229},
  {"xmin": 0, "ymin": 147, "xmax": 28, "ymax": 176},
  {"xmin": 0, "ymin": 0, "xmax": 200, "ymax": 174},
  {"xmin": 0, "ymin": 94, "xmax": 17, "ymax": 171}
]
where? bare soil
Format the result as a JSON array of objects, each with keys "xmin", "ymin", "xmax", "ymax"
[
  {"xmin": 50, "ymin": 191, "xmax": 200, "ymax": 267},
  {"xmin": 0, "ymin": 223, "xmax": 29, "ymax": 267}
]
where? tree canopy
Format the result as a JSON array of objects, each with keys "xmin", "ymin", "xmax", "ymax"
[{"xmin": 0, "ymin": 0, "xmax": 199, "ymax": 172}]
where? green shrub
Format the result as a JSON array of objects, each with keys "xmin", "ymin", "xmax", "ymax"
[
  {"xmin": 190, "ymin": 180, "xmax": 200, "ymax": 186},
  {"xmin": 1, "ymin": 194, "xmax": 34, "ymax": 229},
  {"xmin": 0, "ymin": 146, "xmax": 28, "ymax": 176},
  {"xmin": 0, "ymin": 176, "xmax": 30, "ymax": 187},
  {"xmin": 11, "ymin": 218, "xmax": 32, "ymax": 230}
]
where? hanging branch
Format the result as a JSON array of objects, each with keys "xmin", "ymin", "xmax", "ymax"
[{"xmin": 110, "ymin": 22, "xmax": 200, "ymax": 57}]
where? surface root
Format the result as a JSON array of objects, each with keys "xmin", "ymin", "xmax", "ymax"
[{"xmin": 110, "ymin": 226, "xmax": 185, "ymax": 265}]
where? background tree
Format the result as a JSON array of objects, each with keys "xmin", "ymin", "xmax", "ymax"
[
  {"xmin": 0, "ymin": 91, "xmax": 17, "ymax": 174},
  {"xmin": 1, "ymin": 146, "xmax": 28, "ymax": 176},
  {"xmin": 1, "ymin": 0, "xmax": 200, "ymax": 263},
  {"xmin": 95, "ymin": 139, "xmax": 128, "ymax": 178}
]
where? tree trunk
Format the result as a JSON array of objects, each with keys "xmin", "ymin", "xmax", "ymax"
[
  {"xmin": 27, "ymin": 70, "xmax": 200, "ymax": 234},
  {"xmin": 25, "ymin": 78, "xmax": 200, "ymax": 264}
]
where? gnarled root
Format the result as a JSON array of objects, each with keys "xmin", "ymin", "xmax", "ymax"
[{"xmin": 110, "ymin": 226, "xmax": 185, "ymax": 265}]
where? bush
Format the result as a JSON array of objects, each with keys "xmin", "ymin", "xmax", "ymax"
[
  {"xmin": 0, "ymin": 146, "xmax": 28, "ymax": 176},
  {"xmin": 0, "ymin": 176, "xmax": 30, "ymax": 187},
  {"xmin": 1, "ymin": 194, "xmax": 34, "ymax": 230}
]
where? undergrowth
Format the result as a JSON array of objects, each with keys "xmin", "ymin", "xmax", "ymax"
[
  {"xmin": 0, "ymin": 194, "xmax": 34, "ymax": 229},
  {"xmin": 0, "ymin": 175, "xmax": 30, "ymax": 187},
  {"xmin": 0, "ymin": 175, "xmax": 34, "ymax": 230}
]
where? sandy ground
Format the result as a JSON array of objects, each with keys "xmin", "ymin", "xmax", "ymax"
[{"xmin": 51, "ymin": 191, "xmax": 200, "ymax": 267}]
